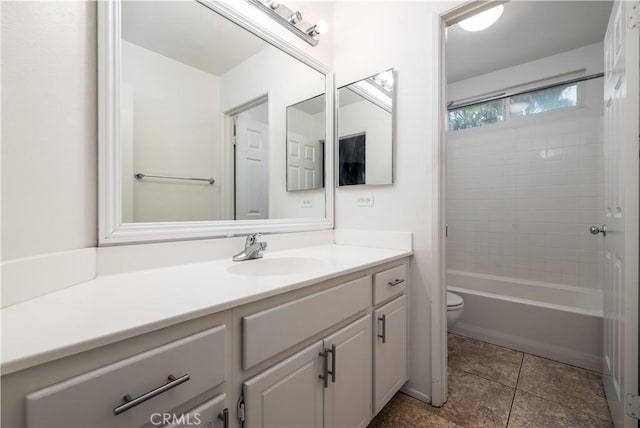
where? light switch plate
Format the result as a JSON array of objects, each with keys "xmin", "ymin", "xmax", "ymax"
[{"xmin": 357, "ymin": 195, "xmax": 374, "ymax": 207}]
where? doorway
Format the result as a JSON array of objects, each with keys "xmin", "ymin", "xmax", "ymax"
[
  {"xmin": 436, "ymin": 2, "xmax": 638, "ymax": 427},
  {"xmin": 225, "ymin": 97, "xmax": 269, "ymax": 221}
]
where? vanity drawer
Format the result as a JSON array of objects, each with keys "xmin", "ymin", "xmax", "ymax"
[
  {"xmin": 373, "ymin": 264, "xmax": 407, "ymax": 305},
  {"xmin": 242, "ymin": 276, "xmax": 371, "ymax": 369},
  {"xmin": 26, "ymin": 326, "xmax": 226, "ymax": 428}
]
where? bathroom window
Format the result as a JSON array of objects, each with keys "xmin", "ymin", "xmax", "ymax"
[
  {"xmin": 509, "ymin": 83, "xmax": 578, "ymax": 118},
  {"xmin": 448, "ymin": 99, "xmax": 505, "ymax": 131},
  {"xmin": 448, "ymin": 82, "xmax": 581, "ymax": 131}
]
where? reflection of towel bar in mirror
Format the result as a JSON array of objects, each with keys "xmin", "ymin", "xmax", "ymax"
[{"xmin": 135, "ymin": 173, "xmax": 215, "ymax": 185}]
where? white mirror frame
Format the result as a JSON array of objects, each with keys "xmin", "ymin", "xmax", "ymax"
[{"xmin": 98, "ymin": 0, "xmax": 334, "ymax": 245}]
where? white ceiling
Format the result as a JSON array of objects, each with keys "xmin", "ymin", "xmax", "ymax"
[
  {"xmin": 122, "ymin": 1, "xmax": 268, "ymax": 76},
  {"xmin": 291, "ymin": 94, "xmax": 325, "ymax": 115},
  {"xmin": 446, "ymin": 1, "xmax": 612, "ymax": 83}
]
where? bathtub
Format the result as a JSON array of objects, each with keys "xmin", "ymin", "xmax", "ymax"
[{"xmin": 447, "ymin": 270, "xmax": 603, "ymax": 372}]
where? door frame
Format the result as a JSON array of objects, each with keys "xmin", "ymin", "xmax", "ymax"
[
  {"xmin": 223, "ymin": 95, "xmax": 269, "ymax": 220},
  {"xmin": 431, "ymin": 0, "xmax": 509, "ymax": 407}
]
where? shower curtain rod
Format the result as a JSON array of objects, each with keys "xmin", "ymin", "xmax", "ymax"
[{"xmin": 447, "ymin": 72, "xmax": 604, "ymax": 111}]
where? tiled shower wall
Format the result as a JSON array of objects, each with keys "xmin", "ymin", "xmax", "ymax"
[{"xmin": 446, "ymin": 108, "xmax": 604, "ymax": 289}]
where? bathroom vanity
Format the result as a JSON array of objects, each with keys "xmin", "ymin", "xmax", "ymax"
[{"xmin": 1, "ymin": 245, "xmax": 410, "ymax": 428}]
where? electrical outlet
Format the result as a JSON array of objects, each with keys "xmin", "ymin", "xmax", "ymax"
[
  {"xmin": 357, "ymin": 194, "xmax": 374, "ymax": 207},
  {"xmin": 301, "ymin": 199, "xmax": 313, "ymax": 208}
]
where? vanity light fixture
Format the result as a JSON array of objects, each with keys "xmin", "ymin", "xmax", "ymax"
[
  {"xmin": 247, "ymin": 0, "xmax": 324, "ymax": 46},
  {"xmin": 306, "ymin": 20, "xmax": 328, "ymax": 37},
  {"xmin": 459, "ymin": 4, "xmax": 504, "ymax": 32},
  {"xmin": 287, "ymin": 11, "xmax": 302, "ymax": 25}
]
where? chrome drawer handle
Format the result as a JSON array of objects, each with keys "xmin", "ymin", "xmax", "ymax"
[
  {"xmin": 327, "ymin": 344, "xmax": 336, "ymax": 383},
  {"xmin": 218, "ymin": 408, "xmax": 229, "ymax": 428},
  {"xmin": 319, "ymin": 348, "xmax": 329, "ymax": 388},
  {"xmin": 113, "ymin": 373, "xmax": 190, "ymax": 415},
  {"xmin": 388, "ymin": 279, "xmax": 404, "ymax": 287},
  {"xmin": 378, "ymin": 314, "xmax": 387, "ymax": 344}
]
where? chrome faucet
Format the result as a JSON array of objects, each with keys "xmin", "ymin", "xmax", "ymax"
[{"xmin": 232, "ymin": 233, "xmax": 267, "ymax": 262}]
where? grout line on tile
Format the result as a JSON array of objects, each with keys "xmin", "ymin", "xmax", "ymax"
[
  {"xmin": 505, "ymin": 351, "xmax": 525, "ymax": 427},
  {"xmin": 522, "ymin": 352, "xmax": 604, "ymax": 374},
  {"xmin": 510, "ymin": 388, "xmax": 614, "ymax": 426},
  {"xmin": 450, "ymin": 365, "xmax": 520, "ymax": 389},
  {"xmin": 515, "ymin": 352, "xmax": 613, "ymax": 423}
]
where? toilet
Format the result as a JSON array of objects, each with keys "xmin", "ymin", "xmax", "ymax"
[{"xmin": 447, "ymin": 291, "xmax": 464, "ymax": 328}]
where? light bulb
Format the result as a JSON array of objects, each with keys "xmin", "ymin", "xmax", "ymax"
[
  {"xmin": 315, "ymin": 20, "xmax": 328, "ymax": 35},
  {"xmin": 459, "ymin": 4, "xmax": 504, "ymax": 32}
]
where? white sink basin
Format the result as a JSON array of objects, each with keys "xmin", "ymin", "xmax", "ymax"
[{"xmin": 227, "ymin": 257, "xmax": 326, "ymax": 277}]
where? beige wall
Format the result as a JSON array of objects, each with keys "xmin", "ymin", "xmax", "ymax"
[
  {"xmin": 333, "ymin": 1, "xmax": 461, "ymax": 402},
  {"xmin": 1, "ymin": 1, "xmax": 98, "ymax": 261}
]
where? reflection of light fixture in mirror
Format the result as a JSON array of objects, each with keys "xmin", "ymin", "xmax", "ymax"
[
  {"xmin": 371, "ymin": 70, "xmax": 394, "ymax": 93},
  {"xmin": 459, "ymin": 4, "xmax": 504, "ymax": 32},
  {"xmin": 287, "ymin": 11, "xmax": 302, "ymax": 24},
  {"xmin": 248, "ymin": 0, "xmax": 321, "ymax": 46},
  {"xmin": 306, "ymin": 20, "xmax": 328, "ymax": 37}
]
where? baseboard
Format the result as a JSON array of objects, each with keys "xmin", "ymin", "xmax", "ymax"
[
  {"xmin": 450, "ymin": 321, "xmax": 602, "ymax": 372},
  {"xmin": 400, "ymin": 387, "xmax": 431, "ymax": 404},
  {"xmin": 1, "ymin": 248, "xmax": 97, "ymax": 308}
]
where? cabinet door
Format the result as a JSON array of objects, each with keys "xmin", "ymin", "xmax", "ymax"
[
  {"xmin": 323, "ymin": 314, "xmax": 372, "ymax": 428},
  {"xmin": 373, "ymin": 295, "xmax": 407, "ymax": 414},
  {"xmin": 243, "ymin": 342, "xmax": 323, "ymax": 428}
]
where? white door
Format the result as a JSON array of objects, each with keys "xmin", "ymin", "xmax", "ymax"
[
  {"xmin": 235, "ymin": 115, "xmax": 268, "ymax": 220},
  {"xmin": 602, "ymin": 2, "xmax": 639, "ymax": 427},
  {"xmin": 373, "ymin": 295, "xmax": 407, "ymax": 414},
  {"xmin": 287, "ymin": 131, "xmax": 322, "ymax": 191},
  {"xmin": 323, "ymin": 314, "xmax": 372, "ymax": 428},
  {"xmin": 243, "ymin": 341, "xmax": 324, "ymax": 428}
]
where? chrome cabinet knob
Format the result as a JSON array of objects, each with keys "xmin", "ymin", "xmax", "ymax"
[{"xmin": 590, "ymin": 225, "xmax": 607, "ymax": 236}]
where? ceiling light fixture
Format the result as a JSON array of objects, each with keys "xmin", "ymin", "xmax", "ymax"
[{"xmin": 459, "ymin": 4, "xmax": 504, "ymax": 32}]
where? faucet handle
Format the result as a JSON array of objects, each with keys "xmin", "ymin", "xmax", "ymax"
[{"xmin": 245, "ymin": 233, "xmax": 261, "ymax": 245}]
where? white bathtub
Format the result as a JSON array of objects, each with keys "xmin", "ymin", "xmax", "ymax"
[{"xmin": 447, "ymin": 270, "xmax": 603, "ymax": 372}]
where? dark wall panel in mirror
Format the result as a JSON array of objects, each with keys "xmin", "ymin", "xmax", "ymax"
[
  {"xmin": 337, "ymin": 69, "xmax": 394, "ymax": 186},
  {"xmin": 339, "ymin": 134, "xmax": 366, "ymax": 186}
]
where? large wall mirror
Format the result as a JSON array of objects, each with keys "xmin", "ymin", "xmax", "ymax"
[
  {"xmin": 99, "ymin": 0, "xmax": 334, "ymax": 244},
  {"xmin": 337, "ymin": 69, "xmax": 394, "ymax": 186}
]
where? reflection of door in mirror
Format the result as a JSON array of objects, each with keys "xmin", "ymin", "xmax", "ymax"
[
  {"xmin": 337, "ymin": 69, "xmax": 394, "ymax": 186},
  {"xmin": 286, "ymin": 95, "xmax": 326, "ymax": 192},
  {"xmin": 235, "ymin": 102, "xmax": 269, "ymax": 220}
]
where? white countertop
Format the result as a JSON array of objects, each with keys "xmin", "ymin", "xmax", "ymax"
[{"xmin": 1, "ymin": 244, "xmax": 411, "ymax": 375}]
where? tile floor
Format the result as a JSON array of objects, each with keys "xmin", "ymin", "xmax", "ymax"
[{"xmin": 369, "ymin": 334, "xmax": 612, "ymax": 428}]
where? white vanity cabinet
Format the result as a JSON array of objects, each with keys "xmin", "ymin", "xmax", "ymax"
[
  {"xmin": 371, "ymin": 263, "xmax": 408, "ymax": 414},
  {"xmin": 242, "ymin": 314, "xmax": 372, "ymax": 428},
  {"xmin": 5, "ymin": 256, "xmax": 410, "ymax": 428},
  {"xmin": 373, "ymin": 295, "xmax": 407, "ymax": 414}
]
